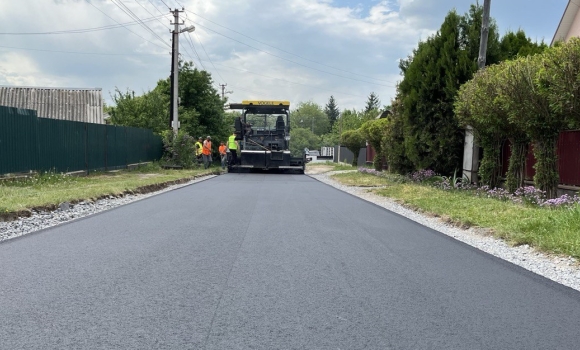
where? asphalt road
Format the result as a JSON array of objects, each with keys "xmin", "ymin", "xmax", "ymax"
[{"xmin": 2, "ymin": 173, "xmax": 580, "ymax": 349}]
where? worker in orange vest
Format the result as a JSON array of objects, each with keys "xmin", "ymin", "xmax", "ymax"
[
  {"xmin": 202, "ymin": 136, "xmax": 212, "ymax": 169},
  {"xmin": 219, "ymin": 141, "xmax": 227, "ymax": 170}
]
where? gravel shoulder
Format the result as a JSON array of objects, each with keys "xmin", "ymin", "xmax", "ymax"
[
  {"xmin": 0, "ymin": 175, "xmax": 217, "ymax": 243},
  {"xmin": 309, "ymin": 170, "xmax": 580, "ymax": 293}
]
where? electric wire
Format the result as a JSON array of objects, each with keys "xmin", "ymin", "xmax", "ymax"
[
  {"xmin": 145, "ymin": 0, "xmax": 169, "ymax": 16},
  {"xmin": 184, "ymin": 9, "xmax": 395, "ymax": 84},
  {"xmin": 111, "ymin": 0, "xmax": 169, "ymax": 47},
  {"xmin": 193, "ymin": 32, "xmax": 226, "ymax": 84},
  {"xmin": 184, "ymin": 32, "xmax": 207, "ymax": 70},
  {"xmin": 133, "ymin": 0, "xmax": 171, "ymax": 31},
  {"xmin": 158, "ymin": 0, "xmax": 171, "ymax": 10},
  {"xmin": 188, "ymin": 21, "xmax": 395, "ymax": 88},
  {"xmin": 197, "ymin": 59, "xmax": 367, "ymax": 99},
  {"xmin": 0, "ymin": 44, "xmax": 166, "ymax": 56},
  {"xmin": 0, "ymin": 16, "xmax": 164, "ymax": 35},
  {"xmin": 84, "ymin": 0, "xmax": 169, "ymax": 50}
]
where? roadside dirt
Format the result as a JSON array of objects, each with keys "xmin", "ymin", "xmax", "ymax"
[{"xmin": 304, "ymin": 166, "xmax": 334, "ymax": 175}]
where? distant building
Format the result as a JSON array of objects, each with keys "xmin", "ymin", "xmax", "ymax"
[
  {"xmin": 0, "ymin": 86, "xmax": 104, "ymax": 124},
  {"xmin": 553, "ymin": 0, "xmax": 580, "ymax": 45}
]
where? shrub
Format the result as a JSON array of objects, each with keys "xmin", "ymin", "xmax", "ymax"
[{"xmin": 161, "ymin": 130, "xmax": 196, "ymax": 169}]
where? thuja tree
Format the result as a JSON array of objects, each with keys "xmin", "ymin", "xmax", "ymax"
[
  {"xmin": 500, "ymin": 56, "xmax": 567, "ymax": 198},
  {"xmin": 360, "ymin": 118, "xmax": 389, "ymax": 170},
  {"xmin": 341, "ymin": 129, "xmax": 365, "ymax": 166},
  {"xmin": 398, "ymin": 5, "xmax": 501, "ymax": 174},
  {"xmin": 383, "ymin": 94, "xmax": 414, "ymax": 175}
]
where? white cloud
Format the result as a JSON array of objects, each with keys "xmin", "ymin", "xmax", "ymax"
[
  {"xmin": 0, "ymin": 0, "xmax": 566, "ymax": 111},
  {"xmin": 0, "ymin": 52, "xmax": 78, "ymax": 87}
]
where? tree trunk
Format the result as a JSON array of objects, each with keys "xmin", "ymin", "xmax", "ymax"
[
  {"xmin": 532, "ymin": 137, "xmax": 559, "ymax": 199},
  {"xmin": 506, "ymin": 139, "xmax": 527, "ymax": 192}
]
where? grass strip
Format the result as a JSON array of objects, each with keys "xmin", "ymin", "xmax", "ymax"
[
  {"xmin": 0, "ymin": 164, "xmax": 217, "ymax": 216},
  {"xmin": 331, "ymin": 172, "xmax": 580, "ymax": 259}
]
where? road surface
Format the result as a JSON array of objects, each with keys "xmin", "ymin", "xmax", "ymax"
[{"xmin": 1, "ymin": 173, "xmax": 580, "ymax": 349}]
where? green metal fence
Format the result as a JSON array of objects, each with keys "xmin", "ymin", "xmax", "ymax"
[{"xmin": 0, "ymin": 106, "xmax": 163, "ymax": 175}]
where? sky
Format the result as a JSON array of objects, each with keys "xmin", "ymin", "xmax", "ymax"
[{"xmin": 0, "ymin": 0, "xmax": 569, "ymax": 111}]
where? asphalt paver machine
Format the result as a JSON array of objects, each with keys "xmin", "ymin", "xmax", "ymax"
[{"xmin": 228, "ymin": 100, "xmax": 307, "ymax": 173}]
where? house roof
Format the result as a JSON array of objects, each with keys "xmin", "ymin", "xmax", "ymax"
[{"xmin": 552, "ymin": 0, "xmax": 580, "ymax": 45}]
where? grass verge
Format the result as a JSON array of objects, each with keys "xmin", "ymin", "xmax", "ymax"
[
  {"xmin": 306, "ymin": 161, "xmax": 358, "ymax": 172},
  {"xmin": 0, "ymin": 163, "xmax": 217, "ymax": 218},
  {"xmin": 331, "ymin": 172, "xmax": 580, "ymax": 259}
]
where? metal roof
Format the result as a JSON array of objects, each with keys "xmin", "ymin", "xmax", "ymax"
[{"xmin": 0, "ymin": 86, "xmax": 104, "ymax": 124}]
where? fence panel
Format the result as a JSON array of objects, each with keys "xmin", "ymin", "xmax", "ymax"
[
  {"xmin": 86, "ymin": 123, "xmax": 107, "ymax": 172},
  {"xmin": 105, "ymin": 125, "xmax": 127, "ymax": 170},
  {"xmin": 0, "ymin": 107, "xmax": 39, "ymax": 174},
  {"xmin": 37, "ymin": 118, "xmax": 86, "ymax": 173},
  {"xmin": 558, "ymin": 131, "xmax": 580, "ymax": 186},
  {"xmin": 500, "ymin": 131, "xmax": 580, "ymax": 187},
  {"xmin": 1, "ymin": 104, "xmax": 166, "ymax": 176},
  {"xmin": 126, "ymin": 127, "xmax": 153, "ymax": 165}
]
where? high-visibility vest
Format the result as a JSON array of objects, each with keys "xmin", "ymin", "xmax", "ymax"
[
  {"xmin": 219, "ymin": 145, "xmax": 227, "ymax": 155},
  {"xmin": 195, "ymin": 141, "xmax": 203, "ymax": 156},
  {"xmin": 228, "ymin": 134, "xmax": 237, "ymax": 150},
  {"xmin": 202, "ymin": 140, "xmax": 212, "ymax": 155}
]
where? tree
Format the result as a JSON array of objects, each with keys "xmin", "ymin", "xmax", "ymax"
[
  {"xmin": 324, "ymin": 95, "xmax": 340, "ymax": 128},
  {"xmin": 364, "ymin": 92, "xmax": 380, "ymax": 113},
  {"xmin": 289, "ymin": 128, "xmax": 321, "ymax": 157},
  {"xmin": 108, "ymin": 86, "xmax": 169, "ymax": 134},
  {"xmin": 398, "ymin": 4, "xmax": 501, "ymax": 174},
  {"xmin": 109, "ymin": 61, "xmax": 227, "ymax": 151},
  {"xmin": 455, "ymin": 64, "xmax": 527, "ymax": 189},
  {"xmin": 500, "ymin": 29, "xmax": 547, "ymax": 61},
  {"xmin": 383, "ymin": 93, "xmax": 414, "ymax": 174},
  {"xmin": 361, "ymin": 118, "xmax": 389, "ymax": 170},
  {"xmin": 499, "ymin": 56, "xmax": 567, "ymax": 198},
  {"xmin": 159, "ymin": 61, "xmax": 228, "ymax": 144},
  {"xmin": 341, "ymin": 129, "xmax": 365, "ymax": 166},
  {"xmin": 539, "ymin": 37, "xmax": 580, "ymax": 128},
  {"xmin": 290, "ymin": 101, "xmax": 330, "ymax": 136}
]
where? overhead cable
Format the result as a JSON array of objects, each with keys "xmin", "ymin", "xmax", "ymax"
[
  {"xmin": 189, "ymin": 21, "xmax": 394, "ymax": 88},
  {"xmin": 84, "ymin": 0, "xmax": 169, "ymax": 50},
  {"xmin": 185, "ymin": 9, "xmax": 395, "ymax": 84}
]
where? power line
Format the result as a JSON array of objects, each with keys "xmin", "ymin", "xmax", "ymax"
[
  {"xmin": 145, "ymin": 0, "xmax": 169, "ymax": 16},
  {"xmin": 84, "ymin": 0, "xmax": 169, "ymax": 50},
  {"xmin": 0, "ymin": 16, "xmax": 164, "ymax": 35},
  {"xmin": 188, "ymin": 20, "xmax": 395, "ymax": 88},
  {"xmin": 158, "ymin": 0, "xmax": 171, "ymax": 10},
  {"xmin": 193, "ymin": 31, "xmax": 225, "ymax": 84},
  {"xmin": 133, "ymin": 0, "xmax": 171, "ymax": 31},
  {"xmin": 184, "ymin": 9, "xmax": 395, "ymax": 84},
  {"xmin": 184, "ymin": 32, "xmax": 207, "ymax": 70},
  {"xmin": 200, "ymin": 59, "xmax": 367, "ymax": 99},
  {"xmin": 0, "ymin": 44, "xmax": 166, "ymax": 56},
  {"xmin": 110, "ymin": 0, "xmax": 169, "ymax": 47}
]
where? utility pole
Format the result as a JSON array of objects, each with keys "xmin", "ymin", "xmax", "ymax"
[
  {"xmin": 219, "ymin": 83, "xmax": 233, "ymax": 100},
  {"xmin": 169, "ymin": 9, "xmax": 195, "ymax": 133},
  {"xmin": 464, "ymin": 0, "xmax": 491, "ymax": 183},
  {"xmin": 478, "ymin": 0, "xmax": 491, "ymax": 69},
  {"xmin": 169, "ymin": 9, "xmax": 182, "ymax": 133},
  {"xmin": 337, "ymin": 115, "xmax": 342, "ymax": 163}
]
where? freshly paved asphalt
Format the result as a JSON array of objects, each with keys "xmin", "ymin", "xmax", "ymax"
[{"xmin": 2, "ymin": 173, "xmax": 580, "ymax": 349}]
